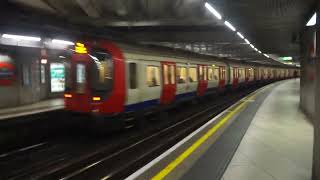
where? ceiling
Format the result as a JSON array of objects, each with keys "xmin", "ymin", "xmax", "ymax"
[{"xmin": 1, "ymin": 0, "xmax": 317, "ymax": 65}]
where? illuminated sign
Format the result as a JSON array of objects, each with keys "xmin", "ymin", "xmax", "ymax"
[
  {"xmin": 75, "ymin": 42, "xmax": 88, "ymax": 54},
  {"xmin": 50, "ymin": 63, "xmax": 65, "ymax": 92}
]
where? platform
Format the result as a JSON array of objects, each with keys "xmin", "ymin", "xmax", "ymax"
[
  {"xmin": 220, "ymin": 79, "xmax": 313, "ymax": 180},
  {"xmin": 125, "ymin": 79, "xmax": 313, "ymax": 180},
  {"xmin": 0, "ymin": 99, "xmax": 64, "ymax": 120}
]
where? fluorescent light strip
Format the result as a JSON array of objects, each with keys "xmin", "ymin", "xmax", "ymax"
[
  {"xmin": 250, "ymin": 44, "xmax": 255, "ymax": 49},
  {"xmin": 254, "ymin": 48, "xmax": 258, "ymax": 51},
  {"xmin": 52, "ymin": 39, "xmax": 75, "ymax": 45},
  {"xmin": 205, "ymin": 2, "xmax": 222, "ymax": 20},
  {"xmin": 2, "ymin": 34, "xmax": 41, "ymax": 41},
  {"xmin": 258, "ymin": 50, "xmax": 262, "ymax": 54},
  {"xmin": 306, "ymin": 13, "xmax": 317, "ymax": 26},
  {"xmin": 224, "ymin": 21, "xmax": 236, "ymax": 31},
  {"xmin": 263, "ymin": 54, "xmax": 270, "ymax": 58},
  {"xmin": 237, "ymin": 32, "xmax": 244, "ymax": 39},
  {"xmin": 244, "ymin": 39, "xmax": 250, "ymax": 44}
]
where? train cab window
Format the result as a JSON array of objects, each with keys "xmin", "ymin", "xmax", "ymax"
[
  {"xmin": 189, "ymin": 67, "xmax": 198, "ymax": 82},
  {"xmin": 176, "ymin": 67, "xmax": 187, "ymax": 84},
  {"xmin": 208, "ymin": 67, "xmax": 213, "ymax": 81},
  {"xmin": 76, "ymin": 63, "xmax": 86, "ymax": 93},
  {"xmin": 146, "ymin": 66, "xmax": 160, "ymax": 87},
  {"xmin": 89, "ymin": 49, "xmax": 114, "ymax": 96},
  {"xmin": 129, "ymin": 63, "xmax": 137, "ymax": 89}
]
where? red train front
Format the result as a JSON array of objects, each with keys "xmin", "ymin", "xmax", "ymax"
[{"xmin": 64, "ymin": 41, "xmax": 126, "ymax": 115}]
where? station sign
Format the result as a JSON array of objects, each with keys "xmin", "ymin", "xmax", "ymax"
[
  {"xmin": 0, "ymin": 54, "xmax": 15, "ymax": 86},
  {"xmin": 50, "ymin": 63, "xmax": 65, "ymax": 92}
]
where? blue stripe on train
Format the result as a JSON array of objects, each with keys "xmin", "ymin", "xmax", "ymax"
[
  {"xmin": 125, "ymin": 99, "xmax": 159, "ymax": 112},
  {"xmin": 124, "ymin": 92, "xmax": 196, "ymax": 112},
  {"xmin": 175, "ymin": 92, "xmax": 196, "ymax": 101}
]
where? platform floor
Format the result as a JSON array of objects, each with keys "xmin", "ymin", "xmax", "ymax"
[
  {"xmin": 0, "ymin": 98, "xmax": 64, "ymax": 120},
  {"xmin": 221, "ymin": 79, "xmax": 313, "ymax": 180}
]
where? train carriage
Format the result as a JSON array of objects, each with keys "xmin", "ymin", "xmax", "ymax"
[{"xmin": 64, "ymin": 39, "xmax": 299, "ymax": 129}]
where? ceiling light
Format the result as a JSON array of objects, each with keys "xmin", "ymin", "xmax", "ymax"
[
  {"xmin": 280, "ymin": 56, "xmax": 293, "ymax": 61},
  {"xmin": 250, "ymin": 44, "xmax": 255, "ymax": 49},
  {"xmin": 306, "ymin": 13, "xmax": 317, "ymax": 26},
  {"xmin": 41, "ymin": 59, "xmax": 47, "ymax": 64},
  {"xmin": 237, "ymin": 32, "xmax": 244, "ymax": 39},
  {"xmin": 224, "ymin": 21, "xmax": 236, "ymax": 31},
  {"xmin": 205, "ymin": 2, "xmax": 222, "ymax": 20},
  {"xmin": 52, "ymin": 39, "xmax": 75, "ymax": 45},
  {"xmin": 263, "ymin": 54, "xmax": 270, "ymax": 58},
  {"xmin": 244, "ymin": 39, "xmax": 250, "ymax": 44},
  {"xmin": 254, "ymin": 48, "xmax": 258, "ymax": 51},
  {"xmin": 2, "ymin": 34, "xmax": 41, "ymax": 41},
  {"xmin": 258, "ymin": 51, "xmax": 262, "ymax": 54}
]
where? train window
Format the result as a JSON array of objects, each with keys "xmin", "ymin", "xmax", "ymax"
[
  {"xmin": 208, "ymin": 67, "xmax": 213, "ymax": 81},
  {"xmin": 249, "ymin": 68, "xmax": 254, "ymax": 78},
  {"xmin": 163, "ymin": 64, "xmax": 175, "ymax": 85},
  {"xmin": 199, "ymin": 66, "xmax": 203, "ymax": 81},
  {"xmin": 219, "ymin": 66, "xmax": 225, "ymax": 80},
  {"xmin": 189, "ymin": 67, "xmax": 198, "ymax": 82},
  {"xmin": 170, "ymin": 65, "xmax": 175, "ymax": 84},
  {"xmin": 239, "ymin": 69, "xmax": 244, "ymax": 78},
  {"xmin": 129, "ymin": 63, "xmax": 137, "ymax": 89},
  {"xmin": 90, "ymin": 49, "xmax": 114, "ymax": 93},
  {"xmin": 163, "ymin": 65, "xmax": 169, "ymax": 85},
  {"xmin": 233, "ymin": 68, "xmax": 238, "ymax": 79},
  {"xmin": 203, "ymin": 66, "xmax": 208, "ymax": 81},
  {"xmin": 213, "ymin": 68, "xmax": 219, "ymax": 80},
  {"xmin": 146, "ymin": 66, "xmax": 160, "ymax": 87},
  {"xmin": 176, "ymin": 67, "xmax": 187, "ymax": 84}
]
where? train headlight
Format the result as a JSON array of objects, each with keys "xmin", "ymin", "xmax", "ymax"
[
  {"xmin": 92, "ymin": 96, "xmax": 101, "ymax": 101},
  {"xmin": 64, "ymin": 94, "xmax": 72, "ymax": 98}
]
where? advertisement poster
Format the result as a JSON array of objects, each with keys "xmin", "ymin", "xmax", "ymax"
[
  {"xmin": 0, "ymin": 54, "xmax": 15, "ymax": 86},
  {"xmin": 50, "ymin": 63, "xmax": 65, "ymax": 92}
]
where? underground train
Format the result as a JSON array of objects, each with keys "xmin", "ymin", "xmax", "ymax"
[{"xmin": 64, "ymin": 40, "xmax": 299, "ymax": 125}]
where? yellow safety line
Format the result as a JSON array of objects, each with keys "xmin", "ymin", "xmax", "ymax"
[{"xmin": 152, "ymin": 91, "xmax": 260, "ymax": 180}]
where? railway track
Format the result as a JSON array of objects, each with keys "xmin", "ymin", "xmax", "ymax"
[{"xmin": 0, "ymin": 83, "xmax": 268, "ymax": 180}]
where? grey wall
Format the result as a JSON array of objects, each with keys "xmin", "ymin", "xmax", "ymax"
[
  {"xmin": 300, "ymin": 28, "xmax": 317, "ymax": 119},
  {"xmin": 0, "ymin": 46, "xmax": 67, "ymax": 109}
]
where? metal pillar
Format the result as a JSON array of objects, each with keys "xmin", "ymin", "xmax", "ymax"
[{"xmin": 313, "ymin": 5, "xmax": 320, "ymax": 180}]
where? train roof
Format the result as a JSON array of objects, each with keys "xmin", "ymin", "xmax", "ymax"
[{"xmin": 112, "ymin": 41, "xmax": 297, "ymax": 69}]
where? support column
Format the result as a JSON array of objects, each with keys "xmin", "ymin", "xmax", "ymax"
[{"xmin": 313, "ymin": 5, "xmax": 320, "ymax": 180}]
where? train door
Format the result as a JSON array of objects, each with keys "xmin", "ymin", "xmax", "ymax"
[
  {"xmin": 160, "ymin": 62, "xmax": 176, "ymax": 105},
  {"xmin": 197, "ymin": 65, "xmax": 208, "ymax": 96},
  {"xmin": 245, "ymin": 68, "xmax": 250, "ymax": 83},
  {"xmin": 233, "ymin": 67, "xmax": 239, "ymax": 87},
  {"xmin": 219, "ymin": 66, "xmax": 226, "ymax": 89},
  {"xmin": 65, "ymin": 54, "xmax": 91, "ymax": 112},
  {"xmin": 253, "ymin": 68, "xmax": 258, "ymax": 81}
]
